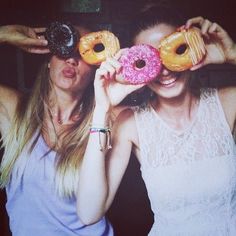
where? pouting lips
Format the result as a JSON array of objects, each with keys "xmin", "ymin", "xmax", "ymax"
[{"xmin": 62, "ymin": 67, "xmax": 76, "ymax": 78}]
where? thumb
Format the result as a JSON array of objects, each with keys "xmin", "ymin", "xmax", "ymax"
[{"xmin": 190, "ymin": 61, "xmax": 205, "ymax": 71}]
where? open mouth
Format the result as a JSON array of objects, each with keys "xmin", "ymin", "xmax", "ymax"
[{"xmin": 156, "ymin": 72, "xmax": 181, "ymax": 86}]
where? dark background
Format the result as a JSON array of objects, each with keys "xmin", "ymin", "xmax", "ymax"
[{"xmin": 0, "ymin": 0, "xmax": 235, "ymax": 236}]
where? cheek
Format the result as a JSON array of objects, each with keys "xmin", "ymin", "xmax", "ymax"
[
  {"xmin": 147, "ymin": 82, "xmax": 159, "ymax": 92},
  {"xmin": 49, "ymin": 67, "xmax": 59, "ymax": 82}
]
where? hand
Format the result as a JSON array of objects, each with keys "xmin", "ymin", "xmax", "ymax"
[
  {"xmin": 185, "ymin": 17, "xmax": 236, "ymax": 69},
  {"xmin": 0, "ymin": 25, "xmax": 49, "ymax": 54},
  {"xmin": 94, "ymin": 49, "xmax": 145, "ymax": 112}
]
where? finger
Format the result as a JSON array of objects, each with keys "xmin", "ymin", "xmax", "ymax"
[
  {"xmin": 201, "ymin": 19, "xmax": 212, "ymax": 35},
  {"xmin": 95, "ymin": 67, "xmax": 111, "ymax": 81},
  {"xmin": 208, "ymin": 22, "xmax": 228, "ymax": 37},
  {"xmin": 31, "ymin": 48, "xmax": 50, "ymax": 54},
  {"xmin": 100, "ymin": 61, "xmax": 117, "ymax": 80},
  {"xmin": 33, "ymin": 27, "xmax": 47, "ymax": 33},
  {"xmin": 106, "ymin": 57, "xmax": 122, "ymax": 73},
  {"xmin": 23, "ymin": 38, "xmax": 48, "ymax": 46},
  {"xmin": 113, "ymin": 48, "xmax": 129, "ymax": 60},
  {"xmin": 22, "ymin": 46, "xmax": 50, "ymax": 54},
  {"xmin": 208, "ymin": 22, "xmax": 218, "ymax": 34},
  {"xmin": 29, "ymin": 27, "xmax": 46, "ymax": 40},
  {"xmin": 37, "ymin": 35, "xmax": 46, "ymax": 40},
  {"xmin": 185, "ymin": 16, "xmax": 204, "ymax": 28},
  {"xmin": 177, "ymin": 25, "xmax": 186, "ymax": 31},
  {"xmin": 190, "ymin": 61, "xmax": 205, "ymax": 71}
]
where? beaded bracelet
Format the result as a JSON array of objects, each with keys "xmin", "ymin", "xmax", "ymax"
[{"xmin": 89, "ymin": 126, "xmax": 112, "ymax": 151}]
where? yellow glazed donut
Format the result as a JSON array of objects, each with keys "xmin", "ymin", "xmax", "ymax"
[
  {"xmin": 78, "ymin": 30, "xmax": 120, "ymax": 65},
  {"xmin": 159, "ymin": 27, "xmax": 206, "ymax": 71}
]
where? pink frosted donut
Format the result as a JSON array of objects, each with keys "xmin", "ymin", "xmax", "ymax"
[{"xmin": 119, "ymin": 44, "xmax": 162, "ymax": 84}]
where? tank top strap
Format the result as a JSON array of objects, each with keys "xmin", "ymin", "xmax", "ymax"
[
  {"xmin": 199, "ymin": 88, "xmax": 232, "ymax": 135},
  {"xmin": 132, "ymin": 104, "xmax": 162, "ymax": 167}
]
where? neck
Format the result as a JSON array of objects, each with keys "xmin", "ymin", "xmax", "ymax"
[
  {"xmin": 48, "ymin": 89, "xmax": 84, "ymax": 125},
  {"xmin": 152, "ymin": 90, "xmax": 200, "ymax": 130}
]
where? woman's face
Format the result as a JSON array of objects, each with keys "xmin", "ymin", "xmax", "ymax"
[
  {"xmin": 134, "ymin": 23, "xmax": 190, "ymax": 100},
  {"xmin": 49, "ymin": 26, "xmax": 95, "ymax": 95},
  {"xmin": 49, "ymin": 55, "xmax": 95, "ymax": 95}
]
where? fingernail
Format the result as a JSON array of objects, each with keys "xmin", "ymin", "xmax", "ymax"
[{"xmin": 42, "ymin": 40, "xmax": 48, "ymax": 45}]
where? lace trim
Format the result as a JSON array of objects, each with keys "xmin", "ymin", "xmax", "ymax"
[{"xmin": 133, "ymin": 88, "xmax": 235, "ymax": 168}]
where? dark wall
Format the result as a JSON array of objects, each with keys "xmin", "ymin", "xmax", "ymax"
[{"xmin": 0, "ymin": 1, "xmax": 235, "ymax": 236}]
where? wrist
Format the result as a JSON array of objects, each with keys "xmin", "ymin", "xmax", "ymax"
[
  {"xmin": 92, "ymin": 106, "xmax": 112, "ymax": 127},
  {"xmin": 226, "ymin": 43, "xmax": 236, "ymax": 65},
  {"xmin": 0, "ymin": 26, "xmax": 9, "ymax": 44}
]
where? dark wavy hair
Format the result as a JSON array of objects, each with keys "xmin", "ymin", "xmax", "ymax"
[
  {"xmin": 121, "ymin": 1, "xmax": 188, "ymax": 106},
  {"xmin": 129, "ymin": 2, "xmax": 187, "ymax": 45}
]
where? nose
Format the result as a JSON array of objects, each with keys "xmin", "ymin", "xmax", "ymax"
[
  {"xmin": 66, "ymin": 57, "xmax": 79, "ymax": 66},
  {"xmin": 161, "ymin": 67, "xmax": 171, "ymax": 76}
]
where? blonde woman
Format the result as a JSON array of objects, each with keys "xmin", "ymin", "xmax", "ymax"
[{"xmin": 0, "ymin": 24, "xmax": 113, "ymax": 236}]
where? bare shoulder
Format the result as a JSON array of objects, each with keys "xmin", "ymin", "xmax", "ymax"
[
  {"xmin": 0, "ymin": 84, "xmax": 22, "ymax": 133},
  {"xmin": 0, "ymin": 84, "xmax": 22, "ymax": 115},
  {"xmin": 218, "ymin": 86, "xmax": 236, "ymax": 131}
]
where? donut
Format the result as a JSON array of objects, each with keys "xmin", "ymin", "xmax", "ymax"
[
  {"xmin": 78, "ymin": 30, "xmax": 120, "ymax": 65},
  {"xmin": 45, "ymin": 21, "xmax": 78, "ymax": 58},
  {"xmin": 118, "ymin": 44, "xmax": 162, "ymax": 84},
  {"xmin": 159, "ymin": 27, "xmax": 206, "ymax": 71}
]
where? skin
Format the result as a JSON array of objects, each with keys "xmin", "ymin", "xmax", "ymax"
[
  {"xmin": 0, "ymin": 25, "xmax": 48, "ymax": 137},
  {"xmin": 77, "ymin": 17, "xmax": 236, "ymax": 224}
]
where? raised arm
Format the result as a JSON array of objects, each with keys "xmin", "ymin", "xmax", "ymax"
[
  {"xmin": 0, "ymin": 25, "xmax": 48, "ymax": 54},
  {"xmin": 185, "ymin": 16, "xmax": 236, "ymax": 68},
  {"xmin": 77, "ymin": 52, "xmax": 142, "ymax": 224},
  {"xmin": 186, "ymin": 17, "xmax": 236, "ymax": 132},
  {"xmin": 0, "ymin": 25, "xmax": 48, "ymax": 135}
]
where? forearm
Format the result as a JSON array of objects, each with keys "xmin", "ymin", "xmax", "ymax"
[
  {"xmin": 0, "ymin": 25, "xmax": 20, "ymax": 45},
  {"xmin": 0, "ymin": 25, "xmax": 11, "ymax": 44},
  {"xmin": 226, "ymin": 43, "xmax": 236, "ymax": 65},
  {"xmin": 77, "ymin": 106, "xmax": 111, "ymax": 224}
]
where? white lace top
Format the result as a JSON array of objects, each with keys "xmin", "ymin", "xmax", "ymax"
[{"xmin": 133, "ymin": 88, "xmax": 236, "ymax": 236}]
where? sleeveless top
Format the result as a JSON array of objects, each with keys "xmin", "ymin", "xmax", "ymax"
[
  {"xmin": 6, "ymin": 133, "xmax": 113, "ymax": 236},
  {"xmin": 133, "ymin": 88, "xmax": 236, "ymax": 236}
]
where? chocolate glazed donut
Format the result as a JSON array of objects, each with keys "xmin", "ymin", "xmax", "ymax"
[{"xmin": 45, "ymin": 21, "xmax": 78, "ymax": 58}]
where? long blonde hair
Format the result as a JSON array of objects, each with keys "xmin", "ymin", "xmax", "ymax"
[{"xmin": 0, "ymin": 61, "xmax": 95, "ymax": 197}]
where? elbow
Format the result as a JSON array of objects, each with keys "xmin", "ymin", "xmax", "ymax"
[
  {"xmin": 77, "ymin": 202, "xmax": 106, "ymax": 225},
  {"xmin": 80, "ymin": 216, "xmax": 102, "ymax": 226},
  {"xmin": 77, "ymin": 209, "xmax": 105, "ymax": 225}
]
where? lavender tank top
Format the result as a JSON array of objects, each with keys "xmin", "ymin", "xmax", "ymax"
[{"xmin": 6, "ymin": 134, "xmax": 113, "ymax": 236}]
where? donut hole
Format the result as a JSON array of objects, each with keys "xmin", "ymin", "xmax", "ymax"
[
  {"xmin": 135, "ymin": 59, "xmax": 146, "ymax": 69},
  {"xmin": 93, "ymin": 43, "xmax": 105, "ymax": 52},
  {"xmin": 176, "ymin": 44, "xmax": 187, "ymax": 55},
  {"xmin": 53, "ymin": 29, "xmax": 70, "ymax": 45}
]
